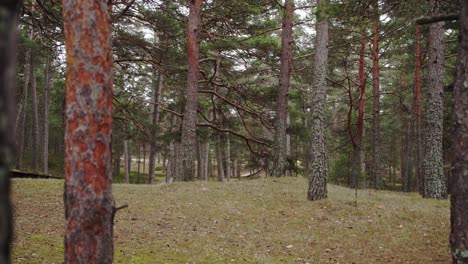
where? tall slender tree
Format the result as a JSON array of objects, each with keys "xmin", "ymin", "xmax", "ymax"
[
  {"xmin": 414, "ymin": 24, "xmax": 423, "ymax": 193},
  {"xmin": 422, "ymin": 0, "xmax": 447, "ymax": 199},
  {"xmin": 271, "ymin": 0, "xmax": 294, "ymax": 177},
  {"xmin": 371, "ymin": 0, "xmax": 382, "ymax": 190},
  {"xmin": 307, "ymin": 0, "xmax": 329, "ymax": 200},
  {"xmin": 179, "ymin": 0, "xmax": 203, "ymax": 181},
  {"xmin": 30, "ymin": 61, "xmax": 39, "ymax": 171},
  {"xmin": 63, "ymin": 0, "xmax": 115, "ymax": 262},
  {"xmin": 450, "ymin": 0, "xmax": 468, "ymax": 260},
  {"xmin": 351, "ymin": 29, "xmax": 367, "ymax": 189},
  {"xmin": 0, "ymin": 1, "xmax": 22, "ymax": 263},
  {"xmin": 15, "ymin": 26, "xmax": 33, "ymax": 169},
  {"xmin": 42, "ymin": 55, "xmax": 52, "ymax": 174},
  {"xmin": 148, "ymin": 72, "xmax": 162, "ymax": 183}
]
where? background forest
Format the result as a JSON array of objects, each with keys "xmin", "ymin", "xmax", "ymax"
[{"xmin": 15, "ymin": 0, "xmax": 458, "ymax": 193}]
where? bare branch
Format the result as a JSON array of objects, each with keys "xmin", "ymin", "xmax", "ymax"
[{"xmin": 415, "ymin": 13, "xmax": 459, "ymax": 25}]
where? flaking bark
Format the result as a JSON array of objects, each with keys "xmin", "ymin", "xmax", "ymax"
[{"xmin": 62, "ymin": 0, "xmax": 115, "ymax": 262}]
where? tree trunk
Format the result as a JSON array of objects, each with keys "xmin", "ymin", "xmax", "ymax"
[
  {"xmin": 401, "ymin": 74, "xmax": 413, "ymax": 192},
  {"xmin": 414, "ymin": 24, "xmax": 424, "ymax": 194},
  {"xmin": 271, "ymin": 0, "xmax": 294, "ymax": 177},
  {"xmin": 401, "ymin": 109, "xmax": 410, "ymax": 192},
  {"xmin": 0, "ymin": 2, "xmax": 20, "ymax": 262},
  {"xmin": 124, "ymin": 140, "xmax": 130, "ymax": 184},
  {"xmin": 63, "ymin": 0, "xmax": 114, "ymax": 262},
  {"xmin": 42, "ymin": 55, "xmax": 51, "ymax": 174},
  {"xmin": 179, "ymin": 0, "xmax": 202, "ymax": 181},
  {"xmin": 236, "ymin": 147, "xmax": 241, "ymax": 179},
  {"xmin": 307, "ymin": 0, "xmax": 328, "ymax": 201},
  {"xmin": 148, "ymin": 72, "xmax": 163, "ymax": 184},
  {"xmin": 196, "ymin": 140, "xmax": 203, "ymax": 180},
  {"xmin": 137, "ymin": 141, "xmax": 141, "ymax": 183},
  {"xmin": 216, "ymin": 138, "xmax": 224, "ymax": 182},
  {"xmin": 450, "ymin": 0, "xmax": 468, "ymax": 260},
  {"xmin": 423, "ymin": 1, "xmax": 447, "ymax": 199},
  {"xmin": 15, "ymin": 27, "xmax": 33, "ymax": 170},
  {"xmin": 225, "ymin": 135, "xmax": 231, "ymax": 182},
  {"xmin": 143, "ymin": 144, "xmax": 146, "ymax": 176},
  {"xmin": 113, "ymin": 146, "xmax": 121, "ymax": 179},
  {"xmin": 203, "ymin": 141, "xmax": 209, "ymax": 181},
  {"xmin": 371, "ymin": 0, "xmax": 382, "ymax": 190},
  {"xmin": 30, "ymin": 61, "xmax": 39, "ymax": 171},
  {"xmin": 351, "ymin": 28, "xmax": 366, "ymax": 189}
]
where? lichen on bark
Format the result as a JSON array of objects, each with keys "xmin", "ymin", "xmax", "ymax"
[{"xmin": 62, "ymin": 0, "xmax": 115, "ymax": 262}]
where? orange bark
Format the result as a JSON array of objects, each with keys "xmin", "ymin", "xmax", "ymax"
[{"xmin": 63, "ymin": 0, "xmax": 114, "ymax": 262}]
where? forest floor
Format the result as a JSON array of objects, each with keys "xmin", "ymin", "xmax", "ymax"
[{"xmin": 11, "ymin": 177, "xmax": 449, "ymax": 263}]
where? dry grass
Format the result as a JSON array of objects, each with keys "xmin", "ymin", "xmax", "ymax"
[{"xmin": 11, "ymin": 177, "xmax": 450, "ymax": 263}]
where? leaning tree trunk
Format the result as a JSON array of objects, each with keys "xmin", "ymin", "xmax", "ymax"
[
  {"xmin": 42, "ymin": 55, "xmax": 51, "ymax": 174},
  {"xmin": 371, "ymin": 0, "xmax": 382, "ymax": 190},
  {"xmin": 0, "ymin": 2, "xmax": 21, "ymax": 263},
  {"xmin": 307, "ymin": 0, "xmax": 329, "ymax": 201},
  {"xmin": 179, "ymin": 0, "xmax": 202, "ymax": 181},
  {"xmin": 63, "ymin": 0, "xmax": 115, "ymax": 262},
  {"xmin": 15, "ymin": 27, "xmax": 33, "ymax": 170},
  {"xmin": 422, "ymin": 1, "xmax": 447, "ymax": 199},
  {"xmin": 30, "ymin": 62, "xmax": 39, "ymax": 171},
  {"xmin": 450, "ymin": 1, "xmax": 468, "ymax": 260},
  {"xmin": 271, "ymin": 0, "xmax": 294, "ymax": 177}
]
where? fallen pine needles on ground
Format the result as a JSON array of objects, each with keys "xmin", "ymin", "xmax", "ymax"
[{"xmin": 12, "ymin": 177, "xmax": 449, "ymax": 263}]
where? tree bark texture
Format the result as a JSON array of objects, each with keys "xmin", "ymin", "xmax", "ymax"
[
  {"xmin": 307, "ymin": 0, "xmax": 328, "ymax": 201},
  {"xmin": 371, "ymin": 0, "xmax": 382, "ymax": 190},
  {"xmin": 30, "ymin": 62, "xmax": 39, "ymax": 171},
  {"xmin": 450, "ymin": 1, "xmax": 468, "ymax": 261},
  {"xmin": 423, "ymin": 2, "xmax": 447, "ymax": 199},
  {"xmin": 401, "ymin": 74, "xmax": 413, "ymax": 192},
  {"xmin": 43, "ymin": 55, "xmax": 51, "ymax": 174},
  {"xmin": 271, "ymin": 0, "xmax": 294, "ymax": 177},
  {"xmin": 401, "ymin": 107, "xmax": 412, "ymax": 192},
  {"xmin": 179, "ymin": 0, "xmax": 202, "ymax": 181},
  {"xmin": 62, "ymin": 0, "xmax": 115, "ymax": 262},
  {"xmin": 15, "ymin": 27, "xmax": 33, "ymax": 170},
  {"xmin": 148, "ymin": 71, "xmax": 163, "ymax": 184},
  {"xmin": 0, "ymin": 2, "xmax": 21, "ymax": 263}
]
